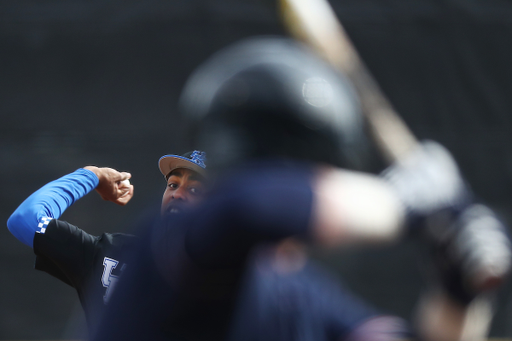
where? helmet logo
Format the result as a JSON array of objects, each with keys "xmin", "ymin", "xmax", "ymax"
[{"xmin": 302, "ymin": 77, "xmax": 333, "ymax": 108}]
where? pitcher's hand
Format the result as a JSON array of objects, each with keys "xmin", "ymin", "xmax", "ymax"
[{"xmin": 84, "ymin": 166, "xmax": 134, "ymax": 206}]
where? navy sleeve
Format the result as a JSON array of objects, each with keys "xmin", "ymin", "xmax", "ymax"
[
  {"xmin": 7, "ymin": 168, "xmax": 99, "ymax": 247},
  {"xmin": 183, "ymin": 163, "xmax": 315, "ymax": 267}
]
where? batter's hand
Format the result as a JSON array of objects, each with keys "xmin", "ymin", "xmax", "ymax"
[
  {"xmin": 429, "ymin": 204, "xmax": 512, "ymax": 303},
  {"xmin": 84, "ymin": 166, "xmax": 134, "ymax": 206},
  {"xmin": 381, "ymin": 140, "xmax": 471, "ymax": 222}
]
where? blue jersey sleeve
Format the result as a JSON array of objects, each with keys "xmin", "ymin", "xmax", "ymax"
[{"xmin": 7, "ymin": 168, "xmax": 99, "ymax": 248}]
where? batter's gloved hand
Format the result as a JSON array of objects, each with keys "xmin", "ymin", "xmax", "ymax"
[
  {"xmin": 426, "ymin": 204, "xmax": 512, "ymax": 305},
  {"xmin": 381, "ymin": 140, "xmax": 472, "ymax": 227}
]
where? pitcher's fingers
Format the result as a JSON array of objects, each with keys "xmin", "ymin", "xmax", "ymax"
[
  {"xmin": 113, "ymin": 172, "xmax": 132, "ymax": 184},
  {"xmin": 118, "ymin": 186, "xmax": 131, "ymax": 198},
  {"xmin": 118, "ymin": 179, "xmax": 131, "ymax": 190},
  {"xmin": 119, "ymin": 172, "xmax": 132, "ymax": 181},
  {"xmin": 117, "ymin": 185, "xmax": 134, "ymax": 205}
]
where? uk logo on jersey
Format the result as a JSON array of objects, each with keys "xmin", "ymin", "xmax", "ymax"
[
  {"xmin": 101, "ymin": 257, "xmax": 126, "ymax": 304},
  {"xmin": 36, "ymin": 217, "xmax": 52, "ymax": 234}
]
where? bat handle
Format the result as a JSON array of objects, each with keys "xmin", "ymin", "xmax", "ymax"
[{"xmin": 339, "ymin": 42, "xmax": 419, "ymax": 164}]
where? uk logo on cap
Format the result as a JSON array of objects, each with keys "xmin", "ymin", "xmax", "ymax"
[{"xmin": 189, "ymin": 150, "xmax": 206, "ymax": 168}]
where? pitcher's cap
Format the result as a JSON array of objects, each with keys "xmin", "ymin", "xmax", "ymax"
[{"xmin": 158, "ymin": 150, "xmax": 207, "ymax": 179}]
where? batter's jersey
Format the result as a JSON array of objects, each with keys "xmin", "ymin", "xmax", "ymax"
[
  {"xmin": 94, "ymin": 162, "xmax": 409, "ymax": 341},
  {"xmin": 33, "ymin": 218, "xmax": 138, "ymax": 331}
]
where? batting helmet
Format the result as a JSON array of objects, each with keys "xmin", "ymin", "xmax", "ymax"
[{"xmin": 180, "ymin": 36, "xmax": 370, "ymax": 172}]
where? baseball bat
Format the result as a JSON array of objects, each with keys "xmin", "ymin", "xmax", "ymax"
[
  {"xmin": 279, "ymin": 0, "xmax": 417, "ymax": 164},
  {"xmin": 278, "ymin": 0, "xmax": 493, "ymax": 340}
]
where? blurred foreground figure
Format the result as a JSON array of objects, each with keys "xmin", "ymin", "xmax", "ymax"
[{"xmin": 93, "ymin": 37, "xmax": 511, "ymax": 341}]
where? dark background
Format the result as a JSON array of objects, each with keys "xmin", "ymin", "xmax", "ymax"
[{"xmin": 1, "ymin": 0, "xmax": 512, "ymax": 339}]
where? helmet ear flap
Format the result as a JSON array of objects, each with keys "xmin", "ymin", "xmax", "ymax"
[{"xmin": 180, "ymin": 36, "xmax": 374, "ymax": 172}]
